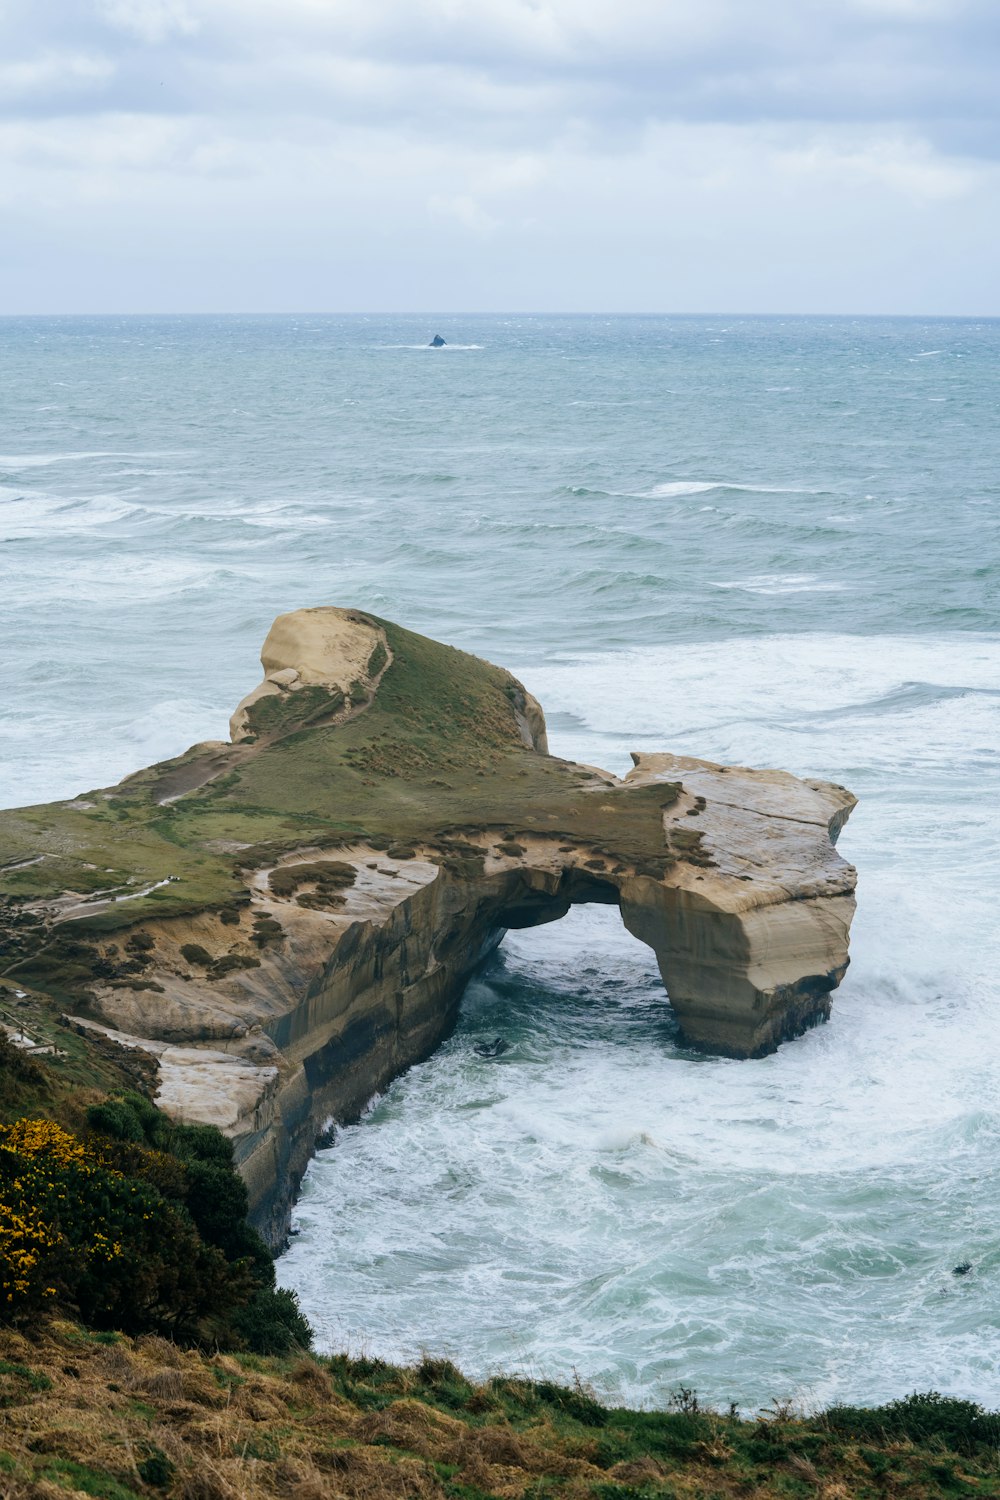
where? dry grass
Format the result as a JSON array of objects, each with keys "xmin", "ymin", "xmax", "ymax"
[
  {"xmin": 2, "ymin": 1322, "xmax": 1000, "ymax": 1500},
  {"xmin": 1, "ymin": 1324, "xmax": 573, "ymax": 1500}
]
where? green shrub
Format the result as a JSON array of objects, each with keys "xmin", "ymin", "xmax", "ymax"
[
  {"xmin": 137, "ymin": 1450, "xmax": 175, "ymax": 1488},
  {"xmin": 1, "ymin": 1103, "xmax": 307, "ymax": 1352},
  {"xmin": 826, "ymin": 1390, "xmax": 1000, "ymax": 1454},
  {"xmin": 231, "ymin": 1286, "xmax": 313, "ymax": 1354},
  {"xmin": 184, "ymin": 1159, "xmax": 249, "ymax": 1253},
  {"xmin": 180, "ymin": 943, "xmax": 212, "ymax": 967},
  {"xmin": 86, "ymin": 1090, "xmax": 169, "ymax": 1151},
  {"xmin": 86, "ymin": 1099, "xmax": 145, "ymax": 1143},
  {"xmin": 269, "ymin": 861, "xmax": 356, "ymax": 899},
  {"xmin": 209, "ymin": 952, "xmax": 260, "ymax": 977},
  {"xmin": 110, "ymin": 1143, "xmax": 189, "ymax": 1204},
  {"xmin": 535, "ymin": 1380, "xmax": 608, "ymax": 1428},
  {"xmin": 0, "ymin": 1118, "xmax": 241, "ymax": 1336},
  {"xmin": 170, "ymin": 1121, "xmax": 234, "ymax": 1167},
  {"xmin": 250, "ymin": 916, "xmax": 284, "ymax": 948},
  {"xmin": 115, "ymin": 1090, "xmax": 164, "ymax": 1142},
  {"xmin": 413, "ymin": 1358, "xmax": 474, "ymax": 1412}
]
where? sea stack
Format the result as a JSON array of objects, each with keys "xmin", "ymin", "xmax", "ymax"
[{"xmin": 0, "ymin": 607, "xmax": 857, "ymax": 1244}]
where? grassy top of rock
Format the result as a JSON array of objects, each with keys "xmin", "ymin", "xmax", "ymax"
[{"xmin": 0, "ymin": 613, "xmax": 678, "ymax": 994}]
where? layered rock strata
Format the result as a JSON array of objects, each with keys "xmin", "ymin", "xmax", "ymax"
[{"xmin": 0, "ymin": 608, "xmax": 856, "ymax": 1245}]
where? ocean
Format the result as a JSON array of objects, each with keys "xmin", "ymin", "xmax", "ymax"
[{"xmin": 2, "ymin": 313, "xmax": 999, "ymax": 1410}]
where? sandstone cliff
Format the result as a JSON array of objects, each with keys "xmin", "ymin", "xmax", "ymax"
[{"xmin": 0, "ymin": 609, "xmax": 856, "ymax": 1245}]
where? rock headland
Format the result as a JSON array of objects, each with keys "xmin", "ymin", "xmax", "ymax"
[{"xmin": 0, "ymin": 609, "xmax": 856, "ymax": 1245}]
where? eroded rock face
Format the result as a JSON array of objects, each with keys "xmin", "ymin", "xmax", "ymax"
[
  {"xmin": 229, "ymin": 606, "xmax": 389, "ymax": 742},
  {"xmin": 0, "ymin": 608, "xmax": 857, "ymax": 1245},
  {"xmin": 619, "ymin": 754, "xmax": 856, "ymax": 1056}
]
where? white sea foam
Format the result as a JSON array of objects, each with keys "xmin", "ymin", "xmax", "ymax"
[
  {"xmin": 709, "ymin": 573, "xmax": 846, "ymax": 594},
  {"xmin": 637, "ymin": 480, "xmax": 818, "ymax": 499},
  {"xmin": 522, "ymin": 633, "xmax": 1000, "ymax": 745},
  {"xmin": 0, "ymin": 493, "xmax": 142, "ymax": 539},
  {"xmin": 234, "ymin": 504, "xmax": 339, "ymax": 530},
  {"xmin": 641, "ymin": 480, "xmax": 720, "ymax": 496},
  {"xmin": 0, "ymin": 696, "xmax": 227, "ymax": 808},
  {"xmin": 281, "ymin": 880, "xmax": 1000, "ymax": 1405},
  {"xmin": 280, "ymin": 628, "xmax": 1000, "ymax": 1406},
  {"xmin": 0, "ymin": 451, "xmax": 173, "ymax": 467},
  {"xmin": 0, "ymin": 454, "xmax": 72, "ymax": 468},
  {"xmin": 22, "ymin": 555, "xmax": 248, "ymax": 606}
]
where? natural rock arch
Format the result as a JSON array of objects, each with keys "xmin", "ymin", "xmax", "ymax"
[{"xmin": 0, "ymin": 607, "xmax": 856, "ymax": 1244}]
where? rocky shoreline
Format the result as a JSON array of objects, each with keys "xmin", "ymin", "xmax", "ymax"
[{"xmin": 0, "ymin": 608, "xmax": 857, "ymax": 1248}]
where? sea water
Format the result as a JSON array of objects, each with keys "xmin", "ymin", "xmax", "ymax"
[{"xmin": 2, "ymin": 314, "xmax": 998, "ymax": 1409}]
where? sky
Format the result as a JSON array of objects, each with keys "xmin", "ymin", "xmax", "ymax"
[{"xmin": 1, "ymin": 0, "xmax": 999, "ymax": 314}]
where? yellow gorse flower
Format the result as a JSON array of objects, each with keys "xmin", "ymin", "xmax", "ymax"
[
  {"xmin": 0, "ymin": 1119, "xmax": 94, "ymax": 1169},
  {"xmin": 0, "ymin": 1119, "xmax": 127, "ymax": 1308}
]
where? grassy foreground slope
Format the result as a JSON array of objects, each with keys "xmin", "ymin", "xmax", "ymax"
[
  {"xmin": 9, "ymin": 1038, "xmax": 996, "ymax": 1500},
  {"xmin": 2, "ymin": 1326, "xmax": 1000, "ymax": 1500}
]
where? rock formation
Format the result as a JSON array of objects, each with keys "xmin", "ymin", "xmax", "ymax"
[{"xmin": 0, "ymin": 608, "xmax": 856, "ymax": 1245}]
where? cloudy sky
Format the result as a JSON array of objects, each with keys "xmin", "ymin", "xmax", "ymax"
[{"xmin": 1, "ymin": 0, "xmax": 998, "ymax": 313}]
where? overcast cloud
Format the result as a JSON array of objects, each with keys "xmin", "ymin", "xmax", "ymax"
[{"xmin": 1, "ymin": 0, "xmax": 998, "ymax": 312}]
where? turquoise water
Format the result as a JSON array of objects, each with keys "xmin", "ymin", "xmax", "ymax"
[{"xmin": 2, "ymin": 314, "xmax": 999, "ymax": 1408}]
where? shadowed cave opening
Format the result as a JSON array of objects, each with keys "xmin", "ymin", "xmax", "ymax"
[{"xmin": 497, "ymin": 868, "xmax": 623, "ymax": 932}]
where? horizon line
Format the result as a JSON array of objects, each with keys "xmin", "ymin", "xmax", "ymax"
[{"xmin": 1, "ymin": 309, "xmax": 998, "ymax": 321}]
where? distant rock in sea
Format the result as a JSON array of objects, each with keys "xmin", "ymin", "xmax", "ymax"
[{"xmin": 429, "ymin": 334, "xmax": 446, "ymax": 347}]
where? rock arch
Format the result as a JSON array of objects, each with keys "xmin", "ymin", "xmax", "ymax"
[
  {"xmin": 471, "ymin": 768, "xmax": 855, "ymax": 1061},
  {"xmin": 3, "ymin": 607, "xmax": 856, "ymax": 1243}
]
